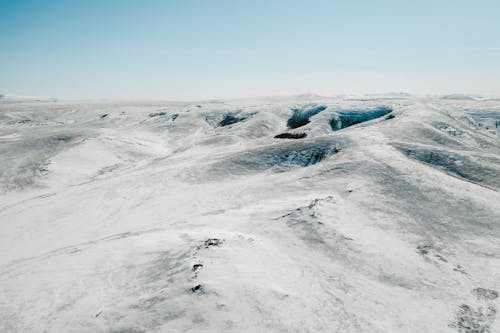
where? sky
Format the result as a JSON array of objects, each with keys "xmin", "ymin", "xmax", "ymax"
[{"xmin": 1, "ymin": 0, "xmax": 500, "ymax": 100}]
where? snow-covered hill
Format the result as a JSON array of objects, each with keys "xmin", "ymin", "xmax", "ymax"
[{"xmin": 0, "ymin": 95, "xmax": 499, "ymax": 332}]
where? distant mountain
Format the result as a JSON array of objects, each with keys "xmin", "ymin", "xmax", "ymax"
[{"xmin": 0, "ymin": 93, "xmax": 58, "ymax": 103}]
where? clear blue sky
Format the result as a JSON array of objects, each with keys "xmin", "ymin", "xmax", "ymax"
[{"xmin": 1, "ymin": 0, "xmax": 499, "ymax": 100}]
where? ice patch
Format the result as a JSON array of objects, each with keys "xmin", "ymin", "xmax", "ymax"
[
  {"xmin": 287, "ymin": 104, "xmax": 327, "ymax": 129},
  {"xmin": 330, "ymin": 107, "xmax": 392, "ymax": 131}
]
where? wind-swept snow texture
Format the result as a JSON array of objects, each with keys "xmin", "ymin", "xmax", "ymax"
[{"xmin": 1, "ymin": 96, "xmax": 500, "ymax": 333}]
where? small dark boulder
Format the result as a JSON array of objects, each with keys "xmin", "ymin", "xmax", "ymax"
[
  {"xmin": 191, "ymin": 284, "xmax": 203, "ymax": 293},
  {"xmin": 192, "ymin": 264, "xmax": 204, "ymax": 271}
]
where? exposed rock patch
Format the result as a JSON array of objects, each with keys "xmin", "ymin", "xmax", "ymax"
[
  {"xmin": 450, "ymin": 304, "xmax": 496, "ymax": 333},
  {"xmin": 473, "ymin": 288, "xmax": 499, "ymax": 301},
  {"xmin": 274, "ymin": 132, "xmax": 307, "ymax": 139}
]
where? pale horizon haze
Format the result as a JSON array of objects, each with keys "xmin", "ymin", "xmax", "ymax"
[{"xmin": 1, "ymin": 0, "xmax": 500, "ymax": 100}]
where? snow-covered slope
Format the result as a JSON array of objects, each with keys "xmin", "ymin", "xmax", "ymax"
[{"xmin": 0, "ymin": 96, "xmax": 499, "ymax": 332}]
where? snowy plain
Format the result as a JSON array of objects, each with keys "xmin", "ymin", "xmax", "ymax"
[{"xmin": 0, "ymin": 94, "xmax": 499, "ymax": 332}]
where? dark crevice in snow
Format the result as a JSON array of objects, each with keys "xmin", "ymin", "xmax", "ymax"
[
  {"xmin": 287, "ymin": 105, "xmax": 327, "ymax": 129},
  {"xmin": 203, "ymin": 111, "xmax": 257, "ymax": 127},
  {"xmin": 330, "ymin": 107, "xmax": 392, "ymax": 131},
  {"xmin": 217, "ymin": 112, "xmax": 257, "ymax": 127}
]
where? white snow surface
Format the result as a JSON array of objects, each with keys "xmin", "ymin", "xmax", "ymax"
[{"xmin": 0, "ymin": 95, "xmax": 499, "ymax": 332}]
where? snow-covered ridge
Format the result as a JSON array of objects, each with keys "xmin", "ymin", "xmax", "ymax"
[{"xmin": 0, "ymin": 95, "xmax": 499, "ymax": 332}]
